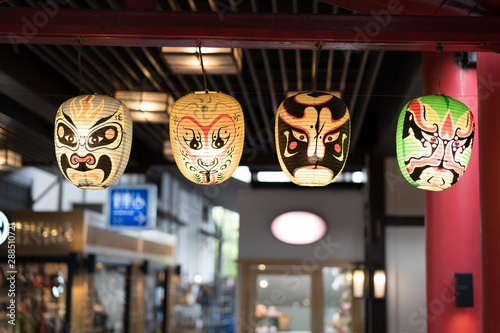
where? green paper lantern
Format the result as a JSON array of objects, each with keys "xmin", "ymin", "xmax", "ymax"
[
  {"xmin": 396, "ymin": 94, "xmax": 475, "ymax": 191},
  {"xmin": 275, "ymin": 92, "xmax": 350, "ymax": 186}
]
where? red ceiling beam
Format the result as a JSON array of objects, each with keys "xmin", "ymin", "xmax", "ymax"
[
  {"xmin": 1, "ymin": 8, "xmax": 500, "ymax": 52},
  {"xmin": 320, "ymin": 0, "xmax": 473, "ymax": 16}
]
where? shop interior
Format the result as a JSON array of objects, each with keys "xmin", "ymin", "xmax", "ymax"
[{"xmin": 0, "ymin": 0, "xmax": 495, "ymax": 332}]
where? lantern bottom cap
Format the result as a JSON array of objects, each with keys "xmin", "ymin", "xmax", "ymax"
[
  {"xmin": 416, "ymin": 185, "xmax": 445, "ymax": 191},
  {"xmin": 76, "ymin": 185, "xmax": 107, "ymax": 190},
  {"xmin": 292, "ymin": 166, "xmax": 333, "ymax": 186}
]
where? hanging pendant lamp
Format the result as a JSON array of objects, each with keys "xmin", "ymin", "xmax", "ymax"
[
  {"xmin": 170, "ymin": 90, "xmax": 245, "ymax": 185},
  {"xmin": 396, "ymin": 94, "xmax": 474, "ymax": 191},
  {"xmin": 275, "ymin": 42, "xmax": 350, "ymax": 186},
  {"xmin": 54, "ymin": 94, "xmax": 133, "ymax": 189},
  {"xmin": 169, "ymin": 40, "xmax": 245, "ymax": 185},
  {"xmin": 275, "ymin": 91, "xmax": 350, "ymax": 186}
]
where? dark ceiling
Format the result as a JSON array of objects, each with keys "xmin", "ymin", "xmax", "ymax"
[{"xmin": 0, "ymin": 0, "xmax": 496, "ymax": 178}]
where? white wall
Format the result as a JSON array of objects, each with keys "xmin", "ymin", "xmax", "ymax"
[
  {"xmin": 238, "ymin": 188, "xmax": 364, "ymax": 262},
  {"xmin": 384, "ymin": 157, "xmax": 425, "ymax": 216},
  {"xmin": 386, "ymin": 226, "xmax": 426, "ymax": 333}
]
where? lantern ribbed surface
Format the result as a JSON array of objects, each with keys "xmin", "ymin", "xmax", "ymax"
[
  {"xmin": 55, "ymin": 94, "xmax": 133, "ymax": 189},
  {"xmin": 275, "ymin": 92, "xmax": 351, "ymax": 186},
  {"xmin": 169, "ymin": 91, "xmax": 245, "ymax": 185},
  {"xmin": 396, "ymin": 94, "xmax": 475, "ymax": 191}
]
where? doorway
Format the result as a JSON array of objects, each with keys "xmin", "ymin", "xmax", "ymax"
[{"xmin": 239, "ymin": 262, "xmax": 363, "ymax": 333}]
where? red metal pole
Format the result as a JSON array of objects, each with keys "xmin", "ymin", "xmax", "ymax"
[
  {"xmin": 476, "ymin": 52, "xmax": 500, "ymax": 333},
  {"xmin": 423, "ymin": 52, "xmax": 482, "ymax": 333}
]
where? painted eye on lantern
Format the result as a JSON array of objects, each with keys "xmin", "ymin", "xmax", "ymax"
[
  {"xmin": 421, "ymin": 132, "xmax": 439, "ymax": 145},
  {"xmin": 324, "ymin": 131, "xmax": 340, "ymax": 143},
  {"xmin": 87, "ymin": 125, "xmax": 119, "ymax": 149},
  {"xmin": 452, "ymin": 138, "xmax": 467, "ymax": 150},
  {"xmin": 291, "ymin": 129, "xmax": 308, "ymax": 142},
  {"xmin": 57, "ymin": 123, "xmax": 78, "ymax": 148},
  {"xmin": 183, "ymin": 128, "xmax": 203, "ymax": 150},
  {"xmin": 211, "ymin": 126, "xmax": 230, "ymax": 149}
]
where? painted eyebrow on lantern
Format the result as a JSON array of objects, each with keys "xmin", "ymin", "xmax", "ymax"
[
  {"xmin": 62, "ymin": 110, "xmax": 76, "ymax": 127},
  {"xmin": 90, "ymin": 112, "xmax": 116, "ymax": 129}
]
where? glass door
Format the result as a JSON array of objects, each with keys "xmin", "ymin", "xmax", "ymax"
[
  {"xmin": 322, "ymin": 267, "xmax": 354, "ymax": 333},
  {"xmin": 242, "ymin": 262, "xmax": 362, "ymax": 333},
  {"xmin": 255, "ymin": 271, "xmax": 311, "ymax": 332}
]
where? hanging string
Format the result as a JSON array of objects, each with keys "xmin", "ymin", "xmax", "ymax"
[
  {"xmin": 197, "ymin": 38, "xmax": 209, "ymax": 92},
  {"xmin": 77, "ymin": 36, "xmax": 83, "ymax": 95},
  {"xmin": 312, "ymin": 40, "xmax": 323, "ymax": 92},
  {"xmin": 436, "ymin": 42, "xmax": 444, "ymax": 95}
]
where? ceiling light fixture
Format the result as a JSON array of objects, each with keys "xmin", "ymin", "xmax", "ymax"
[
  {"xmin": 0, "ymin": 149, "xmax": 22, "ymax": 171},
  {"xmin": 114, "ymin": 91, "xmax": 174, "ymax": 123},
  {"xmin": 160, "ymin": 46, "xmax": 242, "ymax": 75}
]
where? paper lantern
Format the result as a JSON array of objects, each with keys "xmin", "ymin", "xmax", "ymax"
[
  {"xmin": 169, "ymin": 91, "xmax": 244, "ymax": 185},
  {"xmin": 55, "ymin": 94, "xmax": 133, "ymax": 189},
  {"xmin": 275, "ymin": 92, "xmax": 351, "ymax": 186},
  {"xmin": 396, "ymin": 94, "xmax": 474, "ymax": 191}
]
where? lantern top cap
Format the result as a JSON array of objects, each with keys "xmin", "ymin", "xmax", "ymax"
[{"xmin": 194, "ymin": 90, "xmax": 221, "ymax": 95}]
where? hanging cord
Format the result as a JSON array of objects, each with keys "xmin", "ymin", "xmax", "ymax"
[
  {"xmin": 77, "ymin": 36, "xmax": 83, "ymax": 95},
  {"xmin": 436, "ymin": 42, "xmax": 444, "ymax": 95},
  {"xmin": 197, "ymin": 38, "xmax": 209, "ymax": 92},
  {"xmin": 312, "ymin": 40, "xmax": 323, "ymax": 92}
]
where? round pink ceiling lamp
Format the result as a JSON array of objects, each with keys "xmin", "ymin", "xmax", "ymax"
[{"xmin": 271, "ymin": 211, "xmax": 327, "ymax": 245}]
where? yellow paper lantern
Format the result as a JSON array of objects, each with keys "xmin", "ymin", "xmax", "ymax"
[
  {"xmin": 54, "ymin": 94, "xmax": 133, "ymax": 189},
  {"xmin": 396, "ymin": 94, "xmax": 474, "ymax": 191},
  {"xmin": 275, "ymin": 92, "xmax": 351, "ymax": 186},
  {"xmin": 169, "ymin": 91, "xmax": 245, "ymax": 185}
]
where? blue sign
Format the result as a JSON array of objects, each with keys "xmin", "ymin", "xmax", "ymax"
[{"xmin": 107, "ymin": 184, "xmax": 157, "ymax": 229}]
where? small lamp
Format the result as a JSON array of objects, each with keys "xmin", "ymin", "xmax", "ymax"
[
  {"xmin": 169, "ymin": 91, "xmax": 245, "ymax": 185},
  {"xmin": 373, "ymin": 270, "xmax": 386, "ymax": 299},
  {"xmin": 0, "ymin": 149, "xmax": 22, "ymax": 170},
  {"xmin": 352, "ymin": 268, "xmax": 365, "ymax": 298},
  {"xmin": 396, "ymin": 94, "xmax": 474, "ymax": 191},
  {"xmin": 275, "ymin": 91, "xmax": 350, "ymax": 186},
  {"xmin": 54, "ymin": 94, "xmax": 133, "ymax": 189},
  {"xmin": 160, "ymin": 47, "xmax": 242, "ymax": 75}
]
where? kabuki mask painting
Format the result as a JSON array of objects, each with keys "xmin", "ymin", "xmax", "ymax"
[
  {"xmin": 275, "ymin": 92, "xmax": 351, "ymax": 186},
  {"xmin": 169, "ymin": 91, "xmax": 245, "ymax": 185},
  {"xmin": 55, "ymin": 95, "xmax": 133, "ymax": 189},
  {"xmin": 396, "ymin": 94, "xmax": 475, "ymax": 191}
]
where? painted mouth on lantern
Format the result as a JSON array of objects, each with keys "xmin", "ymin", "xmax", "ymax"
[
  {"xmin": 197, "ymin": 157, "xmax": 219, "ymax": 171},
  {"xmin": 414, "ymin": 166, "xmax": 454, "ymax": 191},
  {"xmin": 60, "ymin": 154, "xmax": 113, "ymax": 187},
  {"xmin": 293, "ymin": 166, "xmax": 334, "ymax": 186}
]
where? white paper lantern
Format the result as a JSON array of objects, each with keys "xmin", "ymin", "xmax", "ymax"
[
  {"xmin": 170, "ymin": 91, "xmax": 245, "ymax": 185},
  {"xmin": 54, "ymin": 94, "xmax": 133, "ymax": 189}
]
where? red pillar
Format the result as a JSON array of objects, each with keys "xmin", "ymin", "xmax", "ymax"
[
  {"xmin": 477, "ymin": 52, "xmax": 500, "ymax": 333},
  {"xmin": 423, "ymin": 52, "xmax": 482, "ymax": 333}
]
